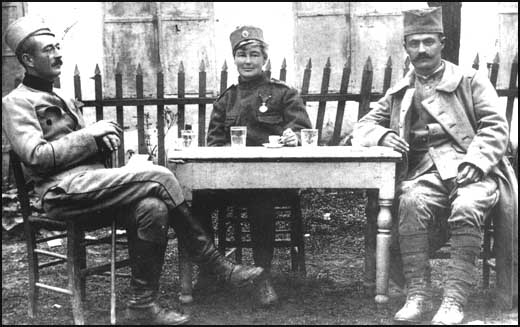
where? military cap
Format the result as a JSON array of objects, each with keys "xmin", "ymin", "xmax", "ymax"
[
  {"xmin": 230, "ymin": 25, "xmax": 265, "ymax": 53},
  {"xmin": 4, "ymin": 15, "xmax": 55, "ymax": 54},
  {"xmin": 403, "ymin": 7, "xmax": 443, "ymax": 37}
]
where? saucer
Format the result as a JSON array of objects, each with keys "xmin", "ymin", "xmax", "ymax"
[{"xmin": 263, "ymin": 143, "xmax": 284, "ymax": 148}]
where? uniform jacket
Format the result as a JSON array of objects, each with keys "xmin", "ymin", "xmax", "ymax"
[
  {"xmin": 207, "ymin": 73, "xmax": 312, "ymax": 146},
  {"xmin": 353, "ymin": 61, "xmax": 518, "ymax": 294},
  {"xmin": 2, "ymin": 81, "xmax": 104, "ymax": 198}
]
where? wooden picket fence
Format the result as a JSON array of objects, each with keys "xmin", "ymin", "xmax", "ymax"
[{"xmin": 2, "ymin": 53, "xmax": 518, "ymax": 188}]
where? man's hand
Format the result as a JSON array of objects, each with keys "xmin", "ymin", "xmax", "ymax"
[
  {"xmin": 87, "ymin": 120, "xmax": 122, "ymax": 138},
  {"xmin": 456, "ymin": 163, "xmax": 483, "ymax": 187},
  {"xmin": 380, "ymin": 132, "xmax": 409, "ymax": 154},
  {"xmin": 281, "ymin": 128, "xmax": 298, "ymax": 146},
  {"xmin": 101, "ymin": 134, "xmax": 121, "ymax": 151},
  {"xmin": 87, "ymin": 120, "xmax": 122, "ymax": 152}
]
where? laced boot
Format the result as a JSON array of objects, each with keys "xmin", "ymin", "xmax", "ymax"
[
  {"xmin": 126, "ymin": 239, "xmax": 190, "ymax": 325},
  {"xmin": 171, "ymin": 202, "xmax": 264, "ymax": 287},
  {"xmin": 431, "ymin": 297, "xmax": 464, "ymax": 325},
  {"xmin": 394, "ymin": 294, "xmax": 433, "ymax": 323}
]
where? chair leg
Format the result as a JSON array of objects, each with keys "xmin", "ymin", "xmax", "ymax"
[
  {"xmin": 25, "ymin": 224, "xmax": 39, "ymax": 318},
  {"xmin": 67, "ymin": 222, "xmax": 85, "ymax": 325},
  {"xmin": 217, "ymin": 206, "xmax": 227, "ymax": 255}
]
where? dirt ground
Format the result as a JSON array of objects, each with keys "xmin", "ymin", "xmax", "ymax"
[{"xmin": 2, "ymin": 189, "xmax": 518, "ymax": 325}]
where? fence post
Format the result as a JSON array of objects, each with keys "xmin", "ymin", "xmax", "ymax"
[
  {"xmin": 280, "ymin": 58, "xmax": 287, "ymax": 82},
  {"xmin": 382, "ymin": 56, "xmax": 392, "ymax": 94},
  {"xmin": 358, "ymin": 57, "xmax": 373, "ymax": 120},
  {"xmin": 301, "ymin": 58, "xmax": 312, "ymax": 104},
  {"xmin": 198, "ymin": 60, "xmax": 207, "ymax": 146},
  {"xmin": 74, "ymin": 65, "xmax": 82, "ymax": 113},
  {"xmin": 330, "ymin": 56, "xmax": 351, "ymax": 146},
  {"xmin": 220, "ymin": 60, "xmax": 228, "ymax": 95},
  {"xmin": 157, "ymin": 66, "xmax": 165, "ymax": 166},
  {"xmin": 136, "ymin": 64, "xmax": 146, "ymax": 154},
  {"xmin": 472, "ymin": 53, "xmax": 480, "ymax": 70},
  {"xmin": 316, "ymin": 57, "xmax": 331, "ymax": 143},
  {"xmin": 265, "ymin": 59, "xmax": 271, "ymax": 80},
  {"xmin": 94, "ymin": 64, "xmax": 103, "ymax": 121},
  {"xmin": 488, "ymin": 53, "xmax": 499, "ymax": 88},
  {"xmin": 403, "ymin": 56, "xmax": 410, "ymax": 77},
  {"xmin": 115, "ymin": 62, "xmax": 125, "ymax": 166},
  {"xmin": 505, "ymin": 53, "xmax": 518, "ymax": 132},
  {"xmin": 178, "ymin": 61, "xmax": 185, "ymax": 137}
]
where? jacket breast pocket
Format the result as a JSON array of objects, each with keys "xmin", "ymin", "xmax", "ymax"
[
  {"xmin": 257, "ymin": 113, "xmax": 283, "ymax": 125},
  {"xmin": 224, "ymin": 115, "xmax": 238, "ymax": 127},
  {"xmin": 36, "ymin": 106, "xmax": 63, "ymax": 129}
]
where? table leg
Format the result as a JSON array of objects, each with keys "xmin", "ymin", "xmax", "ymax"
[{"xmin": 375, "ymin": 198, "xmax": 393, "ymax": 304}]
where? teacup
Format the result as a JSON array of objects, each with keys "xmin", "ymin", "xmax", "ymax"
[{"xmin": 269, "ymin": 135, "xmax": 281, "ymax": 145}]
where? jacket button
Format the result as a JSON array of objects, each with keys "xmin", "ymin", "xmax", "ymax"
[{"xmin": 46, "ymin": 119, "xmax": 52, "ymax": 126}]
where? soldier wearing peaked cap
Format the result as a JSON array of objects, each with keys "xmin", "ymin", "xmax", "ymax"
[
  {"xmin": 2, "ymin": 16, "xmax": 264, "ymax": 325},
  {"xmin": 193, "ymin": 25, "xmax": 311, "ymax": 306},
  {"xmin": 353, "ymin": 7, "xmax": 517, "ymax": 325}
]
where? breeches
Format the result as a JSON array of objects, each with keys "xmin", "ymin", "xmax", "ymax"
[
  {"xmin": 398, "ymin": 170, "xmax": 499, "ymax": 242},
  {"xmin": 42, "ymin": 164, "xmax": 185, "ymax": 244}
]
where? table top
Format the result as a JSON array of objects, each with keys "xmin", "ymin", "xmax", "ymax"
[{"xmin": 168, "ymin": 146, "xmax": 402, "ymax": 163}]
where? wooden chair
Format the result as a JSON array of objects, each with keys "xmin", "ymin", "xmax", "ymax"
[{"xmin": 9, "ymin": 150, "xmax": 131, "ymax": 325}]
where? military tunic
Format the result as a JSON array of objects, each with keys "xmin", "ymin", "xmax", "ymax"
[{"xmin": 207, "ymin": 73, "xmax": 312, "ymax": 146}]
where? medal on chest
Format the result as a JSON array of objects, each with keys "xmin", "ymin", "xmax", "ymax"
[{"xmin": 258, "ymin": 93, "xmax": 272, "ymax": 113}]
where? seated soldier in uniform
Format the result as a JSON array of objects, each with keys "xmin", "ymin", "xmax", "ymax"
[
  {"xmin": 2, "ymin": 16, "xmax": 264, "ymax": 325},
  {"xmin": 193, "ymin": 25, "xmax": 312, "ymax": 306}
]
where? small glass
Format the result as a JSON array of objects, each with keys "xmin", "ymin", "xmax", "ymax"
[
  {"xmin": 181, "ymin": 130, "xmax": 196, "ymax": 148},
  {"xmin": 301, "ymin": 128, "xmax": 318, "ymax": 147},
  {"xmin": 230, "ymin": 126, "xmax": 247, "ymax": 147}
]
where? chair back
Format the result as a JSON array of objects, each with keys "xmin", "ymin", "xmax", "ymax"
[{"xmin": 9, "ymin": 150, "xmax": 32, "ymax": 221}]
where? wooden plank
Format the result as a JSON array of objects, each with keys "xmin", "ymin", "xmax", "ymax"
[
  {"xmin": 472, "ymin": 53, "xmax": 480, "ymax": 70},
  {"xmin": 488, "ymin": 53, "xmax": 499, "ymax": 88},
  {"xmin": 136, "ymin": 64, "xmax": 146, "ymax": 154},
  {"xmin": 198, "ymin": 60, "xmax": 206, "ymax": 146},
  {"xmin": 157, "ymin": 67, "xmax": 165, "ymax": 166},
  {"xmin": 264, "ymin": 59, "xmax": 271, "ymax": 80},
  {"xmin": 315, "ymin": 58, "xmax": 331, "ymax": 142},
  {"xmin": 178, "ymin": 62, "xmax": 185, "ymax": 137},
  {"xmin": 505, "ymin": 53, "xmax": 518, "ymax": 132},
  {"xmin": 220, "ymin": 61, "xmax": 228, "ymax": 94},
  {"xmin": 73, "ymin": 65, "xmax": 82, "ymax": 111},
  {"xmin": 115, "ymin": 63, "xmax": 125, "ymax": 166},
  {"xmin": 382, "ymin": 56, "xmax": 392, "ymax": 94},
  {"xmin": 94, "ymin": 64, "xmax": 103, "ymax": 121},
  {"xmin": 279, "ymin": 58, "xmax": 287, "ymax": 82},
  {"xmin": 301, "ymin": 58, "xmax": 312, "ymax": 104},
  {"xmin": 330, "ymin": 58, "xmax": 351, "ymax": 146},
  {"xmin": 358, "ymin": 57, "xmax": 373, "ymax": 120}
]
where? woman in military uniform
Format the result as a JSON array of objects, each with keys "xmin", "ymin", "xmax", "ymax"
[{"xmin": 198, "ymin": 25, "xmax": 312, "ymax": 306}]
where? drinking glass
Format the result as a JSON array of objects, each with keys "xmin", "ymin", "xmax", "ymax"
[
  {"xmin": 301, "ymin": 129, "xmax": 318, "ymax": 147},
  {"xmin": 230, "ymin": 126, "xmax": 247, "ymax": 147},
  {"xmin": 181, "ymin": 130, "xmax": 196, "ymax": 148}
]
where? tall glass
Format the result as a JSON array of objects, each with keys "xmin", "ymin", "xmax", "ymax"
[{"xmin": 230, "ymin": 126, "xmax": 247, "ymax": 147}]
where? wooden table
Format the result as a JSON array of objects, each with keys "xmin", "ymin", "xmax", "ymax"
[{"xmin": 168, "ymin": 145, "xmax": 401, "ymax": 304}]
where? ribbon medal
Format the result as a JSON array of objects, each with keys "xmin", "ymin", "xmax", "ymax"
[{"xmin": 258, "ymin": 93, "xmax": 272, "ymax": 113}]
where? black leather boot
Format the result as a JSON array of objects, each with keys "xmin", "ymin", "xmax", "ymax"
[
  {"xmin": 171, "ymin": 202, "xmax": 264, "ymax": 287},
  {"xmin": 127, "ymin": 238, "xmax": 190, "ymax": 325}
]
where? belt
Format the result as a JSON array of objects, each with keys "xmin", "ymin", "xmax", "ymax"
[{"xmin": 410, "ymin": 123, "xmax": 446, "ymax": 147}]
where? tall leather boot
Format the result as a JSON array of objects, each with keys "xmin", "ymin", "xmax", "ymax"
[
  {"xmin": 127, "ymin": 238, "xmax": 190, "ymax": 325},
  {"xmin": 170, "ymin": 202, "xmax": 264, "ymax": 287}
]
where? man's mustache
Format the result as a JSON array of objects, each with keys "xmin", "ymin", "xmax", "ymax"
[
  {"xmin": 413, "ymin": 54, "xmax": 431, "ymax": 61},
  {"xmin": 52, "ymin": 58, "xmax": 63, "ymax": 66}
]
